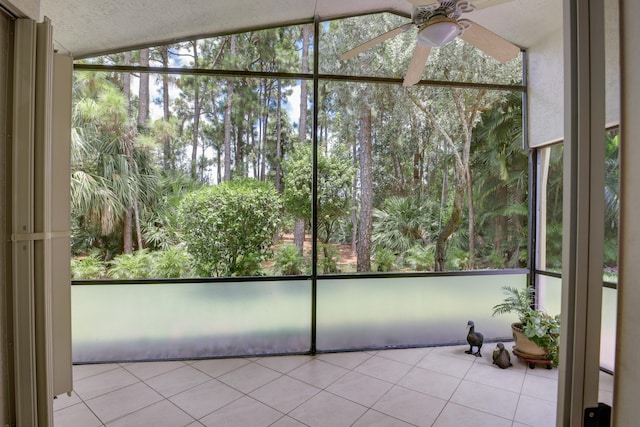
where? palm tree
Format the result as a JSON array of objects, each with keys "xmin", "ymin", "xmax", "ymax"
[
  {"xmin": 372, "ymin": 195, "xmax": 437, "ymax": 255},
  {"xmin": 471, "ymin": 91, "xmax": 528, "ymax": 268},
  {"xmin": 72, "ymin": 72, "xmax": 160, "ymax": 258}
]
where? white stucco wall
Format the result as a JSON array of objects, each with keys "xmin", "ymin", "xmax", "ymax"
[
  {"xmin": 527, "ymin": 0, "xmax": 619, "ymax": 148},
  {"xmin": 527, "ymin": 27, "xmax": 564, "ymax": 148},
  {"xmin": 604, "ymin": 0, "xmax": 620, "ymax": 126}
]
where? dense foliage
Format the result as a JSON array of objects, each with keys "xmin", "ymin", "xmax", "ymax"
[
  {"xmin": 178, "ymin": 180, "xmax": 282, "ymax": 276},
  {"xmin": 69, "ymin": 13, "xmax": 554, "ymax": 279}
]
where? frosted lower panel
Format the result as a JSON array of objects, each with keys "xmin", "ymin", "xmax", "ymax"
[
  {"xmin": 316, "ymin": 274, "xmax": 526, "ymax": 351},
  {"xmin": 538, "ymin": 275, "xmax": 617, "ymax": 371},
  {"xmin": 537, "ymin": 274, "xmax": 562, "ymax": 316},
  {"xmin": 72, "ymin": 281, "xmax": 311, "ymax": 362},
  {"xmin": 600, "ymin": 287, "xmax": 617, "ymax": 372}
]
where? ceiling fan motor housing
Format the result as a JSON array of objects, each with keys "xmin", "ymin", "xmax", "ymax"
[{"xmin": 412, "ymin": 0, "xmax": 475, "ymax": 26}]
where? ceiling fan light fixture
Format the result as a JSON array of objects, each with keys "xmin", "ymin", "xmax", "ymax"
[{"xmin": 417, "ymin": 16, "xmax": 460, "ymax": 47}]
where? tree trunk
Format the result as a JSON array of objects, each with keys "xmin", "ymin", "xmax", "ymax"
[
  {"xmin": 237, "ymin": 117, "xmax": 244, "ymax": 178},
  {"xmin": 409, "ymin": 88, "xmax": 486, "ymax": 271},
  {"xmin": 392, "ymin": 150, "xmax": 404, "ymax": 194},
  {"xmin": 123, "ymin": 209, "xmax": 133, "ymax": 254},
  {"xmin": 298, "ymin": 24, "xmax": 311, "ymax": 142},
  {"xmin": 466, "ymin": 167, "xmax": 476, "ymax": 269},
  {"xmin": 435, "ymin": 184, "xmax": 464, "ymax": 271},
  {"xmin": 124, "ymin": 48, "xmax": 149, "ymax": 252},
  {"xmin": 260, "ymin": 84, "xmax": 269, "ymax": 181},
  {"xmin": 294, "ymin": 220, "xmax": 305, "ymax": 255},
  {"xmin": 357, "ymin": 105, "xmax": 373, "ymax": 272},
  {"xmin": 138, "ymin": 48, "xmax": 149, "ymax": 128},
  {"xmin": 136, "ymin": 49, "xmax": 149, "ymax": 251},
  {"xmin": 122, "ymin": 52, "xmax": 133, "ymax": 255},
  {"xmin": 494, "ymin": 183, "xmax": 508, "ymax": 265},
  {"xmin": 133, "ymin": 193, "xmax": 143, "ymax": 251},
  {"xmin": 294, "ymin": 25, "xmax": 312, "ymax": 253},
  {"xmin": 160, "ymin": 46, "xmax": 172, "ymax": 169},
  {"xmin": 223, "ymin": 86, "xmax": 233, "ymax": 181},
  {"xmin": 351, "ymin": 138, "xmax": 358, "ymax": 254},
  {"xmin": 216, "ymin": 149, "xmax": 222, "ymax": 184},
  {"xmin": 275, "ymin": 80, "xmax": 283, "ymax": 192},
  {"xmin": 223, "ymin": 35, "xmax": 236, "ymax": 182},
  {"xmin": 123, "ymin": 52, "xmax": 131, "ymax": 115},
  {"xmin": 190, "ymin": 42, "xmax": 201, "ymax": 181}
]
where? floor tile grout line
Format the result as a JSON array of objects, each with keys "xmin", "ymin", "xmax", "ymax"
[
  {"xmin": 266, "ymin": 378, "xmax": 322, "ymax": 420},
  {"xmin": 55, "ymin": 400, "xmax": 106, "ymax": 426},
  {"xmin": 59, "ymin": 347, "xmax": 573, "ymax": 427},
  {"xmin": 192, "ymin": 393, "xmax": 287, "ymax": 426},
  {"xmin": 97, "ymin": 395, "xmax": 197, "ymax": 426},
  {"xmin": 178, "ymin": 361, "xmax": 293, "ymax": 422},
  {"xmin": 71, "ymin": 363, "xmax": 121, "ymax": 381},
  {"xmin": 442, "ymin": 399, "xmax": 518, "ymax": 425},
  {"xmin": 74, "ymin": 376, "xmax": 144, "ymax": 405},
  {"xmin": 120, "ymin": 359, "xmax": 190, "ymax": 382},
  {"xmin": 268, "ymin": 413, "xmax": 312, "ymax": 427},
  {"xmin": 144, "ymin": 358, "xmax": 272, "ymax": 400},
  {"xmin": 258, "ymin": 354, "xmax": 379, "ymax": 421},
  {"xmin": 87, "ymin": 381, "xmax": 168, "ymax": 425},
  {"xmin": 315, "ymin": 350, "xmax": 375, "ymax": 371},
  {"xmin": 189, "ymin": 357, "xmax": 252, "ymax": 378},
  {"xmin": 214, "ymin": 360, "xmax": 285, "ymax": 395}
]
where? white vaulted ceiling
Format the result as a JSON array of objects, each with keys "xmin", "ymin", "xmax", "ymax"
[{"xmin": 39, "ymin": 0, "xmax": 561, "ymax": 58}]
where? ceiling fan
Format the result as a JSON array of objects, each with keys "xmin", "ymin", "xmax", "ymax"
[{"xmin": 340, "ymin": 0, "xmax": 521, "ymax": 86}]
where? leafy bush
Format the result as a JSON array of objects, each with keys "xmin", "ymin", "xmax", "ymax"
[
  {"xmin": 273, "ymin": 244, "xmax": 307, "ymax": 275},
  {"xmin": 319, "ymin": 243, "xmax": 340, "ymax": 274},
  {"xmin": 405, "ymin": 244, "xmax": 434, "ymax": 271},
  {"xmin": 108, "ymin": 249, "xmax": 153, "ymax": 279},
  {"xmin": 492, "ymin": 286, "xmax": 561, "ymax": 367},
  {"xmin": 445, "ymin": 247, "xmax": 469, "ymax": 271},
  {"xmin": 372, "ymin": 196, "xmax": 436, "ymax": 254},
  {"xmin": 178, "ymin": 179, "xmax": 282, "ymax": 277},
  {"xmin": 150, "ymin": 246, "xmax": 194, "ymax": 278},
  {"xmin": 373, "ymin": 246, "xmax": 397, "ymax": 272},
  {"xmin": 283, "ymin": 143, "xmax": 354, "ymax": 244},
  {"xmin": 71, "ymin": 252, "xmax": 107, "ymax": 279}
]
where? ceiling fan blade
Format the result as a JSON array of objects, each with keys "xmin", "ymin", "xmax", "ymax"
[
  {"xmin": 470, "ymin": 0, "xmax": 514, "ymax": 9},
  {"xmin": 340, "ymin": 23, "xmax": 413, "ymax": 61},
  {"xmin": 406, "ymin": 0, "xmax": 439, "ymax": 6},
  {"xmin": 403, "ymin": 44, "xmax": 431, "ymax": 86},
  {"xmin": 459, "ymin": 21, "xmax": 520, "ymax": 63}
]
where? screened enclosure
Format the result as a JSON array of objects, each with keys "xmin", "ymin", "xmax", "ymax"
[{"xmin": 68, "ymin": 12, "xmax": 615, "ymax": 365}]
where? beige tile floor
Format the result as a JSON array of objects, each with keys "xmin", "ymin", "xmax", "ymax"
[{"xmin": 54, "ymin": 343, "xmax": 614, "ymax": 427}]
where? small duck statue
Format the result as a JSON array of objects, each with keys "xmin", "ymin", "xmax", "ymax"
[
  {"xmin": 492, "ymin": 342, "xmax": 513, "ymax": 369},
  {"xmin": 465, "ymin": 320, "xmax": 483, "ymax": 357}
]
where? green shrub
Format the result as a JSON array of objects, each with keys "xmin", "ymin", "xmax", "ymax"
[
  {"xmin": 373, "ymin": 246, "xmax": 397, "ymax": 272},
  {"xmin": 178, "ymin": 179, "xmax": 282, "ymax": 277},
  {"xmin": 319, "ymin": 243, "xmax": 340, "ymax": 274},
  {"xmin": 405, "ymin": 244, "xmax": 434, "ymax": 271},
  {"xmin": 108, "ymin": 250, "xmax": 153, "ymax": 279},
  {"xmin": 71, "ymin": 252, "xmax": 107, "ymax": 279},
  {"xmin": 150, "ymin": 246, "xmax": 193, "ymax": 278},
  {"xmin": 445, "ymin": 247, "xmax": 469, "ymax": 271},
  {"xmin": 273, "ymin": 244, "xmax": 307, "ymax": 275}
]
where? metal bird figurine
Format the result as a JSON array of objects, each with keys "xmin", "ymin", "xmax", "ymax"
[
  {"xmin": 465, "ymin": 320, "xmax": 483, "ymax": 357},
  {"xmin": 492, "ymin": 342, "xmax": 513, "ymax": 369}
]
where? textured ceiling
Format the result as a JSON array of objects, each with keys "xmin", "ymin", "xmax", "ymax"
[{"xmin": 39, "ymin": 0, "xmax": 561, "ymax": 58}]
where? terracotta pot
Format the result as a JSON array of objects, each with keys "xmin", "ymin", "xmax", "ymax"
[{"xmin": 511, "ymin": 322, "xmax": 547, "ymax": 357}]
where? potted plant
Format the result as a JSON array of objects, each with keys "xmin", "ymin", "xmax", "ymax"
[{"xmin": 492, "ymin": 286, "xmax": 561, "ymax": 367}]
